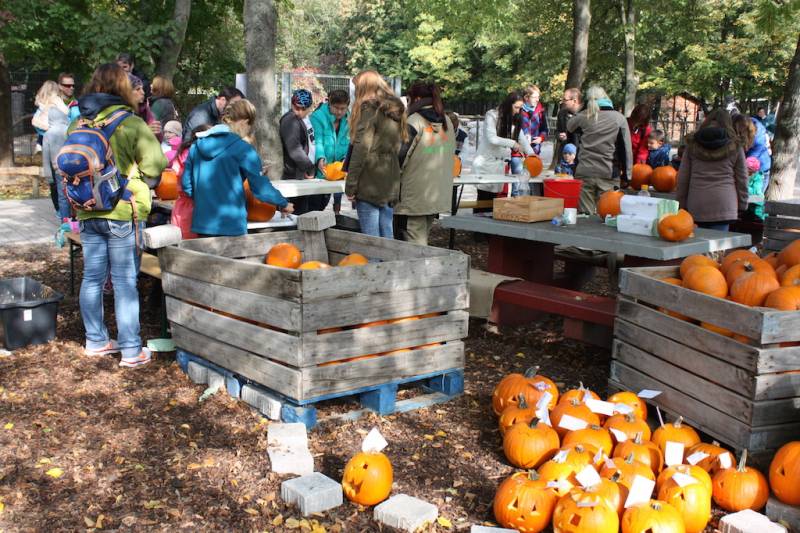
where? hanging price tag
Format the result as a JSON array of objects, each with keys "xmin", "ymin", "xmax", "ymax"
[
  {"xmin": 609, "ymin": 428, "xmax": 628, "ymax": 443},
  {"xmin": 585, "ymin": 398, "xmax": 616, "ymax": 416},
  {"xmin": 664, "ymin": 441, "xmax": 685, "ymax": 466},
  {"xmin": 624, "ymin": 475, "xmax": 656, "ymax": 508},
  {"xmin": 637, "ymin": 389, "xmax": 662, "ymax": 399},
  {"xmin": 604, "ymin": 457, "xmax": 616, "ymax": 470},
  {"xmin": 361, "ymin": 427, "xmax": 388, "ymax": 453},
  {"xmin": 558, "ymin": 414, "xmax": 589, "ymax": 432},
  {"xmin": 672, "ymin": 472, "xmax": 698, "ymax": 488},
  {"xmin": 613, "ymin": 403, "xmax": 635, "ymax": 415},
  {"xmin": 576, "ymin": 464, "xmax": 603, "ymax": 488},
  {"xmin": 536, "ymin": 391, "xmax": 553, "ymax": 410},
  {"xmin": 718, "ymin": 452, "xmax": 733, "ymax": 469},
  {"xmin": 686, "ymin": 451, "xmax": 709, "ymax": 465}
]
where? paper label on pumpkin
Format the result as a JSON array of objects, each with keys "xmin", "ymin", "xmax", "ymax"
[
  {"xmin": 593, "ymin": 448, "xmax": 605, "ymax": 465},
  {"xmin": 534, "ymin": 381, "xmax": 548, "ymax": 391},
  {"xmin": 576, "ymin": 464, "xmax": 603, "ymax": 489},
  {"xmin": 613, "ymin": 403, "xmax": 635, "ymax": 415},
  {"xmin": 672, "ymin": 472, "xmax": 698, "ymax": 488},
  {"xmin": 637, "ymin": 389, "xmax": 662, "ymax": 399},
  {"xmin": 664, "ymin": 441, "xmax": 685, "ymax": 466},
  {"xmin": 536, "ymin": 407, "xmax": 551, "ymax": 427},
  {"xmin": 576, "ymin": 498, "xmax": 598, "ymax": 508},
  {"xmin": 686, "ymin": 451, "xmax": 709, "ymax": 465},
  {"xmin": 546, "ymin": 479, "xmax": 572, "ymax": 492},
  {"xmin": 624, "ymin": 476, "xmax": 656, "ymax": 508},
  {"xmin": 536, "ymin": 391, "xmax": 553, "ymax": 410},
  {"xmin": 558, "ymin": 414, "xmax": 589, "ymax": 431},
  {"xmin": 582, "ymin": 390, "xmax": 594, "ymax": 404},
  {"xmin": 604, "ymin": 458, "xmax": 616, "ymax": 470},
  {"xmin": 553, "ymin": 449, "xmax": 569, "ymax": 463},
  {"xmin": 609, "ymin": 428, "xmax": 628, "ymax": 443},
  {"xmin": 361, "ymin": 427, "xmax": 388, "ymax": 453},
  {"xmin": 718, "ymin": 452, "xmax": 733, "ymax": 469},
  {"xmin": 585, "ymin": 398, "xmax": 616, "ymax": 416}
]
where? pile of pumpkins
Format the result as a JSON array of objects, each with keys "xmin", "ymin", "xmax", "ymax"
[
  {"xmin": 491, "ymin": 367, "xmax": 799, "ymax": 532},
  {"xmin": 660, "ymin": 240, "xmax": 800, "ymax": 340},
  {"xmin": 631, "ymin": 163, "xmax": 678, "ymax": 193},
  {"xmin": 264, "ymin": 242, "xmax": 368, "ymax": 270}
]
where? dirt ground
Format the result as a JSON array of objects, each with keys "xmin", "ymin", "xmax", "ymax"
[{"xmin": 0, "ymin": 225, "xmax": 724, "ymax": 532}]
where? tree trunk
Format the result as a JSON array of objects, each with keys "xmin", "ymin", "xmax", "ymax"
[
  {"xmin": 767, "ymin": 34, "xmax": 800, "ymax": 201},
  {"xmin": 566, "ymin": 0, "xmax": 591, "ymax": 90},
  {"xmin": 0, "ymin": 53, "xmax": 13, "ymax": 167},
  {"xmin": 244, "ymin": 0, "xmax": 282, "ymax": 175},
  {"xmin": 620, "ymin": 0, "xmax": 637, "ymax": 115},
  {"xmin": 156, "ymin": 0, "xmax": 192, "ymax": 81}
]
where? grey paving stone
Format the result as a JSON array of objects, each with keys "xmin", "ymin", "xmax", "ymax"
[
  {"xmin": 374, "ymin": 494, "xmax": 438, "ymax": 532},
  {"xmin": 281, "ymin": 472, "xmax": 342, "ymax": 516}
]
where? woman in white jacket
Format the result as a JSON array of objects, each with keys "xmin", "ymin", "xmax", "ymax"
[{"xmin": 473, "ymin": 92, "xmax": 533, "ymax": 206}]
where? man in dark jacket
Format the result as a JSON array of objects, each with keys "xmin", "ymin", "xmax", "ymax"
[
  {"xmin": 116, "ymin": 53, "xmax": 151, "ymax": 100},
  {"xmin": 182, "ymin": 87, "xmax": 244, "ymax": 142},
  {"xmin": 280, "ymin": 89, "xmax": 322, "ymax": 215},
  {"xmin": 551, "ymin": 87, "xmax": 581, "ymax": 169}
]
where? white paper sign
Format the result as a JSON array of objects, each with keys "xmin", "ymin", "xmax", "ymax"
[
  {"xmin": 613, "ymin": 403, "xmax": 635, "ymax": 415},
  {"xmin": 718, "ymin": 452, "xmax": 733, "ymax": 469},
  {"xmin": 534, "ymin": 381, "xmax": 548, "ymax": 391},
  {"xmin": 576, "ymin": 464, "xmax": 603, "ymax": 488},
  {"xmin": 23, "ymin": 309, "xmax": 32, "ymax": 322},
  {"xmin": 686, "ymin": 451, "xmax": 709, "ymax": 465},
  {"xmin": 593, "ymin": 448, "xmax": 605, "ymax": 465},
  {"xmin": 558, "ymin": 414, "xmax": 589, "ymax": 432},
  {"xmin": 664, "ymin": 441, "xmax": 685, "ymax": 466},
  {"xmin": 609, "ymin": 428, "xmax": 628, "ymax": 443},
  {"xmin": 553, "ymin": 449, "xmax": 569, "ymax": 463},
  {"xmin": 536, "ymin": 407, "xmax": 551, "ymax": 427},
  {"xmin": 577, "ymin": 498, "xmax": 598, "ymax": 508},
  {"xmin": 546, "ymin": 479, "xmax": 571, "ymax": 492},
  {"xmin": 672, "ymin": 472, "xmax": 698, "ymax": 488},
  {"xmin": 637, "ymin": 389, "xmax": 662, "ymax": 399},
  {"xmin": 361, "ymin": 427, "xmax": 388, "ymax": 453},
  {"xmin": 582, "ymin": 390, "xmax": 594, "ymax": 404},
  {"xmin": 624, "ymin": 475, "xmax": 656, "ymax": 508},
  {"xmin": 604, "ymin": 458, "xmax": 616, "ymax": 470},
  {"xmin": 536, "ymin": 391, "xmax": 553, "ymax": 410},
  {"xmin": 585, "ymin": 398, "xmax": 617, "ymax": 416}
]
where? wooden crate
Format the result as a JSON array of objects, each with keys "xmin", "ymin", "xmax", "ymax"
[
  {"xmin": 160, "ymin": 228, "xmax": 469, "ymax": 403},
  {"xmin": 765, "ymin": 200, "xmax": 800, "ymax": 252},
  {"xmin": 492, "ymin": 196, "xmax": 564, "ymax": 223},
  {"xmin": 610, "ymin": 266, "xmax": 800, "ymax": 452}
]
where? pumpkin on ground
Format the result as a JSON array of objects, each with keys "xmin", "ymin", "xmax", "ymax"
[
  {"xmin": 769, "ymin": 441, "xmax": 800, "ymax": 505},
  {"xmin": 552, "ymin": 489, "xmax": 620, "ymax": 533},
  {"xmin": 600, "ymin": 454, "xmax": 655, "ymax": 491},
  {"xmin": 613, "ymin": 432, "xmax": 664, "ymax": 475},
  {"xmin": 621, "ymin": 500, "xmax": 686, "ymax": 533},
  {"xmin": 498, "ymin": 395, "xmax": 537, "ymax": 436},
  {"xmin": 341, "ymin": 451, "xmax": 393, "ymax": 505},
  {"xmin": 729, "ymin": 271, "xmax": 780, "ymax": 307},
  {"xmin": 493, "ymin": 470, "xmax": 558, "ymax": 533},
  {"xmin": 607, "ymin": 391, "xmax": 648, "ymax": 421},
  {"xmin": 712, "ymin": 449, "xmax": 769, "ymax": 511},
  {"xmin": 651, "ymin": 165, "xmax": 678, "ymax": 192},
  {"xmin": 679, "ymin": 255, "xmax": 719, "ymax": 278},
  {"xmin": 687, "ymin": 441, "xmax": 732, "ymax": 477},
  {"xmin": 657, "ymin": 464, "xmax": 713, "ymax": 495},
  {"xmin": 631, "ymin": 164, "xmax": 653, "ymax": 191},
  {"xmin": 562, "ymin": 425, "xmax": 614, "ymax": 457},
  {"xmin": 525, "ymin": 155, "xmax": 544, "ymax": 177},
  {"xmin": 502, "ymin": 418, "xmax": 560, "ymax": 469},
  {"xmin": 597, "ymin": 189, "xmax": 625, "ymax": 219},
  {"xmin": 682, "ymin": 266, "xmax": 728, "ymax": 298},
  {"xmin": 492, "ymin": 367, "xmax": 559, "ymax": 416},
  {"xmin": 657, "ymin": 475, "xmax": 712, "ymax": 533},
  {"xmin": 571, "ymin": 480, "xmax": 627, "ymax": 518},
  {"xmin": 155, "ymin": 168, "xmax": 179, "ymax": 200},
  {"xmin": 550, "ymin": 399, "xmax": 601, "ymax": 438},
  {"xmin": 244, "ymin": 180, "xmax": 278, "ymax": 221},
  {"xmin": 652, "ymin": 416, "xmax": 701, "ymax": 453},
  {"xmin": 265, "ymin": 242, "xmax": 302, "ymax": 268},
  {"xmin": 658, "ymin": 209, "xmax": 694, "ymax": 242},
  {"xmin": 765, "ymin": 286, "xmax": 800, "ymax": 310},
  {"xmin": 338, "ymin": 253, "xmax": 369, "ymax": 266},
  {"xmin": 558, "ymin": 382, "xmax": 601, "ymax": 407},
  {"xmin": 778, "ymin": 239, "xmax": 800, "ymax": 267},
  {"xmin": 604, "ymin": 413, "xmax": 652, "ymax": 444},
  {"xmin": 323, "ymin": 161, "xmax": 346, "ymax": 181}
]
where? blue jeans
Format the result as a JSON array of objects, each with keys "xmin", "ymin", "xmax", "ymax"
[
  {"xmin": 356, "ymin": 201, "xmax": 393, "ymax": 238},
  {"xmin": 50, "ymin": 166, "xmax": 71, "ymax": 220},
  {"xmin": 79, "ymin": 218, "xmax": 141, "ymax": 358}
]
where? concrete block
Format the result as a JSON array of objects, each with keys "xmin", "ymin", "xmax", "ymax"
[
  {"xmin": 297, "ymin": 210, "xmax": 336, "ymax": 231},
  {"xmin": 281, "ymin": 472, "xmax": 343, "ymax": 516},
  {"xmin": 720, "ymin": 509, "xmax": 787, "ymax": 533},
  {"xmin": 242, "ymin": 384, "xmax": 282, "ymax": 420},
  {"xmin": 187, "ymin": 361, "xmax": 208, "ymax": 384},
  {"xmin": 267, "ymin": 422, "xmax": 308, "ymax": 448},
  {"xmin": 268, "ymin": 448, "xmax": 314, "ymax": 476},
  {"xmin": 374, "ymin": 494, "xmax": 438, "ymax": 532},
  {"xmin": 470, "ymin": 527, "xmax": 517, "ymax": 533},
  {"xmin": 207, "ymin": 369, "xmax": 226, "ymax": 392},
  {"xmin": 767, "ymin": 496, "xmax": 800, "ymax": 532}
]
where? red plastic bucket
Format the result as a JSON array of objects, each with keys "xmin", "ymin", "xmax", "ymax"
[{"xmin": 543, "ymin": 178, "xmax": 582, "ymax": 209}]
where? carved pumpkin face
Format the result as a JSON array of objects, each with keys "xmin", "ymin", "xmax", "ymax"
[
  {"xmin": 657, "ymin": 475, "xmax": 712, "ymax": 533},
  {"xmin": 599, "ymin": 454, "xmax": 655, "ymax": 491},
  {"xmin": 492, "ymin": 367, "xmax": 559, "ymax": 415},
  {"xmin": 562, "ymin": 426, "xmax": 614, "ymax": 457},
  {"xmin": 341, "ymin": 451, "xmax": 393, "ymax": 506},
  {"xmin": 613, "ymin": 433, "xmax": 664, "ymax": 475},
  {"xmin": 687, "ymin": 441, "xmax": 731, "ymax": 477},
  {"xmin": 620, "ymin": 500, "xmax": 685, "ymax": 533},
  {"xmin": 657, "ymin": 464, "xmax": 712, "ymax": 495},
  {"xmin": 493, "ymin": 471, "xmax": 558, "ymax": 532},
  {"xmin": 711, "ymin": 450, "xmax": 769, "ymax": 512},
  {"xmin": 552, "ymin": 490, "xmax": 620, "ymax": 533},
  {"xmin": 498, "ymin": 395, "xmax": 537, "ymax": 436},
  {"xmin": 769, "ymin": 441, "xmax": 800, "ymax": 505}
]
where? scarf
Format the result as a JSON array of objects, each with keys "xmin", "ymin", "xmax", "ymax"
[{"xmin": 406, "ymin": 97, "xmax": 434, "ymax": 117}]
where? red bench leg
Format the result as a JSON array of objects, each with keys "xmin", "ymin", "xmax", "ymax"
[
  {"xmin": 563, "ymin": 318, "xmax": 613, "ymax": 348},
  {"xmin": 487, "ymin": 236, "xmax": 555, "ymax": 282}
]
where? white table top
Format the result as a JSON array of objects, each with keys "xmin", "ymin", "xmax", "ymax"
[
  {"xmin": 275, "ymin": 180, "xmax": 345, "ymax": 197},
  {"xmin": 441, "ymin": 214, "xmax": 752, "ymax": 260}
]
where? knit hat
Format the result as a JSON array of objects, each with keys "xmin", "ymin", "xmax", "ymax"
[
  {"xmin": 746, "ymin": 156, "xmax": 761, "ymax": 173},
  {"xmin": 563, "ymin": 143, "xmax": 577, "ymax": 155},
  {"xmin": 163, "ymin": 120, "xmax": 182, "ymax": 138},
  {"xmin": 127, "ymin": 74, "xmax": 143, "ymax": 89},
  {"xmin": 291, "ymin": 89, "xmax": 313, "ymax": 109}
]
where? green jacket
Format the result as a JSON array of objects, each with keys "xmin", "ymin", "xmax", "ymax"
[
  {"xmin": 747, "ymin": 170, "xmax": 765, "ymax": 220},
  {"xmin": 345, "ymin": 97, "xmax": 405, "ymax": 207},
  {"xmin": 69, "ymin": 104, "xmax": 167, "ymax": 222},
  {"xmin": 310, "ymin": 103, "xmax": 350, "ymax": 179}
]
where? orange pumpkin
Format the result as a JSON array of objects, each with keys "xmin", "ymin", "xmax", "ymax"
[
  {"xmin": 553, "ymin": 490, "xmax": 620, "ymax": 533},
  {"xmin": 493, "ymin": 471, "xmax": 558, "ymax": 533},
  {"xmin": 597, "ymin": 189, "xmax": 625, "ymax": 219},
  {"xmin": 550, "ymin": 398, "xmax": 601, "ymax": 438},
  {"xmin": 683, "ymin": 265, "xmax": 728, "ymax": 298},
  {"xmin": 492, "ymin": 367, "xmax": 559, "ymax": 416},
  {"xmin": 778, "ymin": 239, "xmax": 800, "ymax": 267},
  {"xmin": 652, "ymin": 416, "xmax": 701, "ymax": 455},
  {"xmin": 613, "ymin": 432, "xmax": 664, "ymax": 475},
  {"xmin": 525, "ymin": 155, "xmax": 543, "ymax": 177},
  {"xmin": 657, "ymin": 476, "xmax": 711, "ymax": 533},
  {"xmin": 725, "ymin": 258, "xmax": 776, "ymax": 286},
  {"xmin": 658, "ymin": 464, "xmax": 713, "ymax": 495},
  {"xmin": 562, "ymin": 425, "xmax": 614, "ymax": 457},
  {"xmin": 687, "ymin": 441, "xmax": 732, "ymax": 477},
  {"xmin": 729, "ymin": 271, "xmax": 780, "ymax": 307},
  {"xmin": 452, "ymin": 155, "xmax": 462, "ymax": 177},
  {"xmin": 766, "ymin": 286, "xmax": 800, "ymax": 310},
  {"xmin": 763, "ymin": 251, "xmax": 781, "ymax": 268},
  {"xmin": 769, "ymin": 441, "xmax": 800, "ymax": 505},
  {"xmin": 701, "ymin": 322, "xmax": 734, "ymax": 337},
  {"xmin": 604, "ymin": 413, "xmax": 652, "ymax": 444},
  {"xmin": 559, "ymin": 443, "xmax": 600, "ymax": 471},
  {"xmin": 338, "ymin": 253, "xmax": 369, "ymax": 267},
  {"xmin": 621, "ymin": 500, "xmax": 685, "ymax": 533},
  {"xmin": 650, "ymin": 165, "xmax": 678, "ymax": 192},
  {"xmin": 503, "ymin": 418, "xmax": 560, "ymax": 469},
  {"xmin": 631, "ymin": 164, "xmax": 653, "ymax": 191},
  {"xmin": 265, "ymin": 242, "xmax": 302, "ymax": 268},
  {"xmin": 712, "ymin": 449, "xmax": 769, "ymax": 511},
  {"xmin": 155, "ymin": 168, "xmax": 179, "ymax": 200},
  {"xmin": 721, "ymin": 249, "xmax": 760, "ymax": 275},
  {"xmin": 323, "ymin": 161, "xmax": 346, "ymax": 181},
  {"xmin": 781, "ymin": 264, "xmax": 800, "ymax": 287},
  {"xmin": 569, "ymin": 480, "xmax": 627, "ymax": 518},
  {"xmin": 498, "ymin": 395, "xmax": 537, "ymax": 436},
  {"xmin": 244, "ymin": 180, "xmax": 278, "ymax": 222},
  {"xmin": 341, "ymin": 451, "xmax": 393, "ymax": 505},
  {"xmin": 559, "ymin": 382, "xmax": 601, "ymax": 407},
  {"xmin": 298, "ymin": 260, "xmax": 330, "ymax": 270},
  {"xmin": 680, "ymin": 255, "xmax": 719, "ymax": 279},
  {"xmin": 607, "ymin": 391, "xmax": 648, "ymax": 421},
  {"xmin": 600, "ymin": 453, "xmax": 655, "ymax": 491},
  {"xmin": 777, "ymin": 263, "xmax": 789, "ymax": 279},
  {"xmin": 539, "ymin": 457, "xmax": 582, "ymax": 497},
  {"xmin": 658, "ymin": 209, "xmax": 695, "ymax": 242}
]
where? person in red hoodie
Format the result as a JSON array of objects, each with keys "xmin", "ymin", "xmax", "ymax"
[{"xmin": 627, "ymin": 103, "xmax": 652, "ymax": 165}]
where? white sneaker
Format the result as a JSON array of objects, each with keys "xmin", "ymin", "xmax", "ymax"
[{"xmin": 119, "ymin": 348, "xmax": 152, "ymax": 368}]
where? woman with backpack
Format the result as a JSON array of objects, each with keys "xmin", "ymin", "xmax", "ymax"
[
  {"xmin": 394, "ymin": 81, "xmax": 456, "ymax": 245},
  {"xmin": 73, "ymin": 63, "xmax": 167, "ymax": 368}
]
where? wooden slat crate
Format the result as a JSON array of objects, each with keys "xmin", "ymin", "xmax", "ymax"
[
  {"xmin": 610, "ymin": 266, "xmax": 800, "ymax": 452},
  {"xmin": 764, "ymin": 199, "xmax": 800, "ymax": 252},
  {"xmin": 160, "ymin": 228, "xmax": 469, "ymax": 403}
]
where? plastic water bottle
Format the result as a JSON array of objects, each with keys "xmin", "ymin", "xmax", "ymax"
[
  {"xmin": 638, "ymin": 184, "xmax": 651, "ymax": 197},
  {"xmin": 517, "ymin": 175, "xmax": 530, "ymax": 196}
]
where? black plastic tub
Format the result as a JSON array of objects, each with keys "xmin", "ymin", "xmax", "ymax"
[{"xmin": 0, "ymin": 277, "xmax": 64, "ymax": 350}]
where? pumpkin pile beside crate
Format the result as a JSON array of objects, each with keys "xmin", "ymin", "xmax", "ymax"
[{"xmin": 489, "ymin": 368, "xmax": 800, "ymax": 532}]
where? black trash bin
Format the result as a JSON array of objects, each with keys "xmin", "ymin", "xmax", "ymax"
[{"xmin": 0, "ymin": 277, "xmax": 64, "ymax": 350}]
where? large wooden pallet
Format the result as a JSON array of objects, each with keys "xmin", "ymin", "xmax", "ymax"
[
  {"xmin": 610, "ymin": 266, "xmax": 800, "ymax": 452},
  {"xmin": 160, "ymin": 227, "xmax": 469, "ymax": 404},
  {"xmin": 764, "ymin": 199, "xmax": 800, "ymax": 252}
]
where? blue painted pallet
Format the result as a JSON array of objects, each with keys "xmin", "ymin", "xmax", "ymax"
[{"xmin": 175, "ymin": 349, "xmax": 464, "ymax": 429}]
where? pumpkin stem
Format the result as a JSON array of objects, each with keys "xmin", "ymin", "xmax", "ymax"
[
  {"xmin": 589, "ymin": 425, "xmax": 602, "ymax": 431},
  {"xmin": 633, "ymin": 432, "xmax": 643, "ymax": 445},
  {"xmin": 574, "ymin": 444, "xmax": 585, "ymax": 454},
  {"xmin": 529, "ymin": 418, "xmax": 541, "ymax": 429},
  {"xmin": 625, "ymin": 452, "xmax": 635, "ymax": 464},
  {"xmin": 523, "ymin": 366, "xmax": 541, "ymax": 379},
  {"xmin": 518, "ymin": 394, "xmax": 528, "ymax": 410},
  {"xmin": 738, "ymin": 449, "xmax": 748, "ymax": 472},
  {"xmin": 528, "ymin": 469, "xmax": 541, "ymax": 481},
  {"xmin": 674, "ymin": 416, "xmax": 684, "ymax": 428},
  {"xmin": 625, "ymin": 413, "xmax": 636, "ymax": 423},
  {"xmin": 611, "ymin": 471, "xmax": 622, "ymax": 483},
  {"xmin": 651, "ymin": 501, "xmax": 661, "ymax": 511}
]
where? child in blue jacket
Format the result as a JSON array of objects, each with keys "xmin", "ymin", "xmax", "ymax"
[
  {"xmin": 310, "ymin": 90, "xmax": 350, "ymax": 214},
  {"xmin": 646, "ymin": 129, "xmax": 672, "ymax": 168},
  {"xmin": 555, "ymin": 143, "xmax": 577, "ymax": 175}
]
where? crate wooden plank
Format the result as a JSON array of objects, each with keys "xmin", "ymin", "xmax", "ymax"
[
  {"xmin": 755, "ymin": 373, "xmax": 800, "ymax": 401},
  {"xmin": 300, "ymin": 253, "xmax": 469, "ymax": 302},
  {"xmin": 172, "ymin": 324, "xmax": 301, "ymax": 399},
  {"xmin": 162, "ymin": 272, "xmax": 301, "ymax": 331},
  {"xmin": 301, "ymin": 283, "xmax": 469, "ymax": 332},
  {"xmin": 766, "ymin": 217, "xmax": 800, "ymax": 231},
  {"xmin": 302, "ymin": 230, "xmax": 329, "ymax": 263},
  {"xmin": 614, "ymin": 318, "xmax": 756, "ymax": 396},
  {"xmin": 303, "ymin": 311, "xmax": 469, "ymax": 365},
  {"xmin": 179, "ymin": 231, "xmax": 305, "ymax": 258},
  {"xmin": 324, "ymin": 228, "xmax": 449, "ymax": 260},
  {"xmin": 301, "ymin": 341, "xmax": 465, "ymax": 398},
  {"xmin": 764, "ymin": 228, "xmax": 800, "ymax": 243},
  {"xmin": 764, "ymin": 238, "xmax": 791, "ymax": 252},
  {"xmin": 766, "ymin": 200, "xmax": 800, "ymax": 217},
  {"xmin": 166, "ymin": 298, "xmax": 302, "ymax": 366},
  {"xmin": 161, "ymin": 246, "xmax": 302, "ymax": 301}
]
